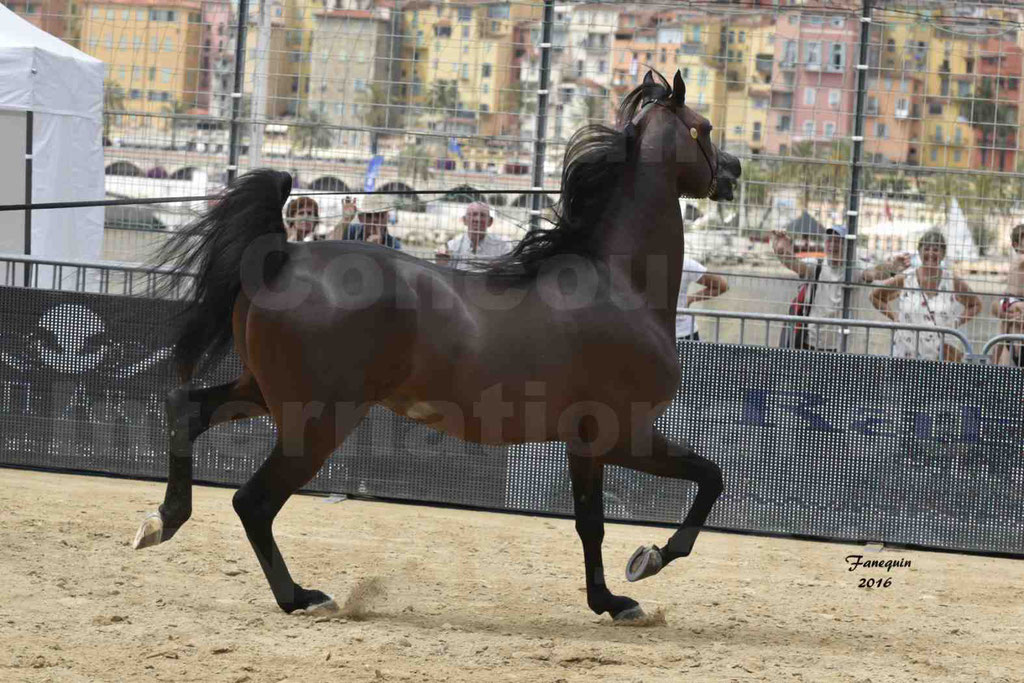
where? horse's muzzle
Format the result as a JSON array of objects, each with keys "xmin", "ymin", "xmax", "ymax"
[{"xmin": 710, "ymin": 151, "xmax": 742, "ymax": 202}]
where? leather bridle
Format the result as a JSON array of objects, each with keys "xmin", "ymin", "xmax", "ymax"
[{"xmin": 628, "ymin": 97, "xmax": 719, "ymax": 198}]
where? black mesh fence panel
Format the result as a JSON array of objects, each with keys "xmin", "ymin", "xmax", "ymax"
[{"xmin": 0, "ymin": 286, "xmax": 1020, "ymax": 556}]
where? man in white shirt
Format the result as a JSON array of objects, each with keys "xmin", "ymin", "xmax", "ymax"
[
  {"xmin": 771, "ymin": 224, "xmax": 909, "ymax": 351},
  {"xmin": 435, "ymin": 202, "xmax": 512, "ymax": 270},
  {"xmin": 676, "ymin": 257, "xmax": 729, "ymax": 341}
]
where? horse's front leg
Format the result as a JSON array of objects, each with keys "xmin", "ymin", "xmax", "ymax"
[
  {"xmin": 567, "ymin": 453, "xmax": 645, "ymax": 621},
  {"xmin": 606, "ymin": 429, "xmax": 723, "ymax": 581}
]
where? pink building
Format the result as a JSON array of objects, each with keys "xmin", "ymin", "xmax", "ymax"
[
  {"xmin": 199, "ymin": 0, "xmax": 234, "ymax": 115},
  {"xmin": 765, "ymin": 11, "xmax": 860, "ymax": 155}
]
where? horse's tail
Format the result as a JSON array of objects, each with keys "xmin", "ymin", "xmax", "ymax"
[{"xmin": 156, "ymin": 169, "xmax": 293, "ymax": 380}]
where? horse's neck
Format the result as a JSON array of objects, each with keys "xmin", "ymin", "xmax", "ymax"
[{"xmin": 597, "ymin": 181, "xmax": 684, "ymax": 313}]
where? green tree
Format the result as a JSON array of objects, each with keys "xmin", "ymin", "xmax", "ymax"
[
  {"xmin": 959, "ymin": 78, "xmax": 1017, "ymax": 171},
  {"xmin": 398, "ymin": 142, "xmax": 432, "ymax": 184},
  {"xmin": 290, "ymin": 107, "xmax": 332, "ymax": 157},
  {"xmin": 103, "ymin": 79, "xmax": 125, "ymax": 142},
  {"xmin": 362, "ymin": 83, "xmax": 399, "ymax": 156}
]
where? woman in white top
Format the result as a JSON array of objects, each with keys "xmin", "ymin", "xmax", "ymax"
[
  {"xmin": 870, "ymin": 230, "xmax": 981, "ymax": 362},
  {"xmin": 676, "ymin": 257, "xmax": 729, "ymax": 341}
]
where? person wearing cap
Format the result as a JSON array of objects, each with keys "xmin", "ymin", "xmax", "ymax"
[
  {"xmin": 335, "ymin": 193, "xmax": 403, "ymax": 250},
  {"xmin": 435, "ymin": 201, "xmax": 511, "ymax": 270},
  {"xmin": 771, "ymin": 223, "xmax": 909, "ymax": 351},
  {"xmin": 285, "ymin": 196, "xmax": 322, "ymax": 242}
]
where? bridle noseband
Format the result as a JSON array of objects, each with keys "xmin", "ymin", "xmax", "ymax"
[{"xmin": 627, "ymin": 97, "xmax": 719, "ymax": 198}]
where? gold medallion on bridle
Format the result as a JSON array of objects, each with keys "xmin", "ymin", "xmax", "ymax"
[{"xmin": 690, "ymin": 128, "xmax": 698, "ymax": 139}]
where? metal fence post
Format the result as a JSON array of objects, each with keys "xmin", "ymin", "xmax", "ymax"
[
  {"xmin": 841, "ymin": 0, "xmax": 873, "ymax": 353},
  {"xmin": 227, "ymin": 0, "xmax": 251, "ymax": 185},
  {"xmin": 530, "ymin": 0, "xmax": 555, "ymax": 231}
]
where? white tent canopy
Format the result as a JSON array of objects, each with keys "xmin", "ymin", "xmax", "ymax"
[{"xmin": 0, "ymin": 5, "xmax": 104, "ymax": 272}]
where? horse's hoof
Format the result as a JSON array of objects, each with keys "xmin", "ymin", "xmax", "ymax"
[
  {"xmin": 133, "ymin": 512, "xmax": 164, "ymax": 550},
  {"xmin": 625, "ymin": 544, "xmax": 663, "ymax": 582},
  {"xmin": 297, "ymin": 597, "xmax": 340, "ymax": 617},
  {"xmin": 612, "ymin": 605, "xmax": 647, "ymax": 622}
]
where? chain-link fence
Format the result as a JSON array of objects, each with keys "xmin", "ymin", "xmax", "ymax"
[{"xmin": 3, "ymin": 0, "xmax": 1024, "ymax": 363}]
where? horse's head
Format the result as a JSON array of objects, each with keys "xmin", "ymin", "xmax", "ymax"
[{"xmin": 623, "ymin": 70, "xmax": 741, "ymax": 202}]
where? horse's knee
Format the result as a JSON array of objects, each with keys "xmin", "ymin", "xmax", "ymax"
[{"xmin": 232, "ymin": 485, "xmax": 281, "ymax": 527}]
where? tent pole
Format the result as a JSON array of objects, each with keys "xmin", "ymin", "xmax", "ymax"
[{"xmin": 24, "ymin": 110, "xmax": 33, "ymax": 287}]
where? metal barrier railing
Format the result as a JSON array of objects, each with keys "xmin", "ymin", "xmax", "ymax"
[
  {"xmin": 679, "ymin": 308, "xmax": 976, "ymax": 360},
  {"xmin": 974, "ymin": 335, "xmax": 1024, "ymax": 358},
  {"xmin": 0, "ymin": 251, "xmax": 1014, "ymax": 364},
  {"xmin": 0, "ymin": 252, "xmax": 192, "ymax": 298}
]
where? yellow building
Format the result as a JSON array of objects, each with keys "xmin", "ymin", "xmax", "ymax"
[
  {"xmin": 917, "ymin": 20, "xmax": 976, "ymax": 169},
  {"xmin": 719, "ymin": 15, "xmax": 773, "ymax": 155},
  {"xmin": 79, "ymin": 0, "xmax": 202, "ymax": 125},
  {"xmin": 400, "ymin": 0, "xmax": 540, "ymax": 139}
]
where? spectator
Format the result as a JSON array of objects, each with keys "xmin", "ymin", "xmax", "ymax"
[
  {"xmin": 771, "ymin": 224, "xmax": 909, "ymax": 351},
  {"xmin": 331, "ymin": 196, "xmax": 359, "ymax": 239},
  {"xmin": 991, "ymin": 224, "xmax": 1024, "ymax": 366},
  {"xmin": 870, "ymin": 230, "xmax": 981, "ymax": 362},
  {"xmin": 435, "ymin": 202, "xmax": 511, "ymax": 270},
  {"xmin": 676, "ymin": 257, "xmax": 728, "ymax": 341},
  {"xmin": 337, "ymin": 194, "xmax": 403, "ymax": 249},
  {"xmin": 284, "ymin": 196, "xmax": 321, "ymax": 241}
]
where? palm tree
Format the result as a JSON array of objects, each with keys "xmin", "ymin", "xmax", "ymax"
[
  {"xmin": 290, "ymin": 107, "xmax": 332, "ymax": 157},
  {"xmin": 398, "ymin": 142, "xmax": 432, "ymax": 184},
  {"xmin": 103, "ymin": 79, "xmax": 125, "ymax": 143},
  {"xmin": 162, "ymin": 99, "xmax": 193, "ymax": 150},
  {"xmin": 361, "ymin": 83, "xmax": 395, "ymax": 155}
]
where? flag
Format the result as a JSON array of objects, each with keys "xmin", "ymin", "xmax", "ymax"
[
  {"xmin": 448, "ymin": 136, "xmax": 463, "ymax": 159},
  {"xmin": 363, "ymin": 155, "xmax": 384, "ymax": 193}
]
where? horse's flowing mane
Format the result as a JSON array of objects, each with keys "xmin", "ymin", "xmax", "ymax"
[{"xmin": 481, "ymin": 71, "xmax": 674, "ymax": 278}]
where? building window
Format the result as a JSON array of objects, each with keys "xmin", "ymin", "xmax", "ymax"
[
  {"xmin": 753, "ymin": 121, "xmax": 762, "ymax": 141},
  {"xmin": 778, "ymin": 114, "xmax": 791, "ymax": 131},
  {"xmin": 803, "ymin": 120, "xmax": 815, "ymax": 137},
  {"xmin": 953, "ymin": 149, "xmax": 961, "ymax": 162},
  {"xmin": 482, "ymin": 63, "xmax": 492, "ymax": 78},
  {"xmin": 782, "ymin": 40, "xmax": 797, "ymax": 66},
  {"xmin": 598, "ymin": 60, "xmax": 606, "ymax": 74},
  {"xmin": 828, "ymin": 43, "xmax": 846, "ymax": 71},
  {"xmin": 462, "ymin": 26, "xmax": 469, "ymax": 38},
  {"xmin": 733, "ymin": 125, "xmax": 743, "ymax": 136},
  {"xmin": 824, "ymin": 122, "xmax": 836, "ymax": 138},
  {"xmin": 804, "ymin": 42, "xmax": 821, "ymax": 68},
  {"xmin": 804, "ymin": 88, "xmax": 816, "ymax": 106},
  {"xmin": 457, "ymin": 6, "xmax": 472, "ymax": 22},
  {"xmin": 829, "ymin": 89, "xmax": 840, "ymax": 107}
]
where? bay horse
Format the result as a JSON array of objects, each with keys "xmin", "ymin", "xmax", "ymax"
[{"xmin": 134, "ymin": 69, "xmax": 741, "ymax": 622}]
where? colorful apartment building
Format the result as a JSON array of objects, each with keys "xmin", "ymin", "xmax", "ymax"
[
  {"xmin": 972, "ymin": 35, "xmax": 1021, "ymax": 172},
  {"xmin": 5, "ymin": 0, "xmax": 78, "ymax": 43},
  {"xmin": 308, "ymin": 5, "xmax": 394, "ymax": 151},
  {"xmin": 399, "ymin": 0, "xmax": 539, "ymax": 147},
  {"xmin": 79, "ymin": 0, "xmax": 202, "ymax": 124}
]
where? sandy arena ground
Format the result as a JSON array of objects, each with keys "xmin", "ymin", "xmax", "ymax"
[{"xmin": 1, "ymin": 468, "xmax": 1022, "ymax": 682}]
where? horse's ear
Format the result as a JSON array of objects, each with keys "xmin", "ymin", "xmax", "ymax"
[
  {"xmin": 672, "ymin": 70, "xmax": 685, "ymax": 106},
  {"xmin": 642, "ymin": 70, "xmax": 655, "ymax": 87}
]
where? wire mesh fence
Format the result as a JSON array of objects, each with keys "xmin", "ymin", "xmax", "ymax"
[{"xmin": 3, "ymin": 0, "xmax": 1024, "ymax": 365}]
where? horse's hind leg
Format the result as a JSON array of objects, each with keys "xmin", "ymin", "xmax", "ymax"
[
  {"xmin": 567, "ymin": 453, "xmax": 645, "ymax": 621},
  {"xmin": 133, "ymin": 374, "xmax": 267, "ymax": 549},
  {"xmin": 605, "ymin": 429, "xmax": 723, "ymax": 582},
  {"xmin": 232, "ymin": 402, "xmax": 367, "ymax": 614}
]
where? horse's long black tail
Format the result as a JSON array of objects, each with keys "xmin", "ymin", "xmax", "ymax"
[{"xmin": 156, "ymin": 169, "xmax": 293, "ymax": 380}]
